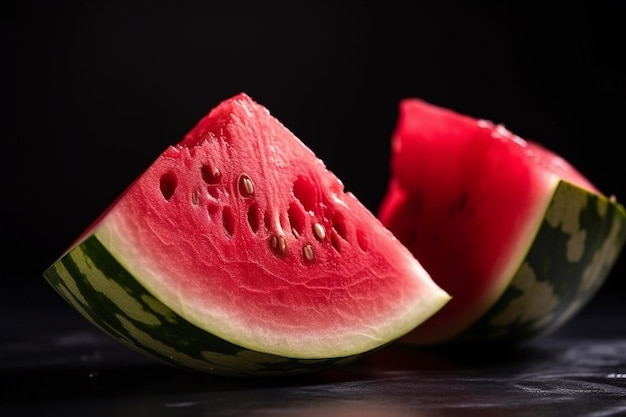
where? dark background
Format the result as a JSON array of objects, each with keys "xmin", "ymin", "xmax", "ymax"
[{"xmin": 3, "ymin": 2, "xmax": 625, "ymax": 306}]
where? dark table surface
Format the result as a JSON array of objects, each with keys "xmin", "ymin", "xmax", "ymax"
[{"xmin": 1, "ymin": 286, "xmax": 625, "ymax": 417}]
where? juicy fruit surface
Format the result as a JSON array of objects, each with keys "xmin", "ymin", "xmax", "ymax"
[
  {"xmin": 390, "ymin": 99, "xmax": 598, "ymax": 196},
  {"xmin": 380, "ymin": 98, "xmax": 626, "ymax": 345},
  {"xmin": 45, "ymin": 93, "xmax": 449, "ymax": 373}
]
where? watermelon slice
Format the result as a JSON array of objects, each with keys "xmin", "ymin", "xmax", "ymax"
[
  {"xmin": 379, "ymin": 98, "xmax": 626, "ymax": 346},
  {"xmin": 43, "ymin": 93, "xmax": 450, "ymax": 376}
]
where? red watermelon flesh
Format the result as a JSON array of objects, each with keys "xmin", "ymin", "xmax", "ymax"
[
  {"xmin": 379, "ymin": 98, "xmax": 599, "ymax": 345},
  {"xmin": 84, "ymin": 93, "xmax": 450, "ymax": 359}
]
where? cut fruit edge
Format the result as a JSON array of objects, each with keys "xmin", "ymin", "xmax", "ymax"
[
  {"xmin": 394, "ymin": 178, "xmax": 626, "ymax": 346},
  {"xmin": 45, "ymin": 93, "xmax": 452, "ymax": 360},
  {"xmin": 92, "ymin": 191, "xmax": 451, "ymax": 359}
]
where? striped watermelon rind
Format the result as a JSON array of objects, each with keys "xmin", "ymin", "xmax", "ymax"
[
  {"xmin": 450, "ymin": 180, "xmax": 626, "ymax": 344},
  {"xmin": 43, "ymin": 236, "xmax": 362, "ymax": 377},
  {"xmin": 383, "ymin": 97, "xmax": 626, "ymax": 347},
  {"xmin": 42, "ymin": 93, "xmax": 452, "ymax": 377}
]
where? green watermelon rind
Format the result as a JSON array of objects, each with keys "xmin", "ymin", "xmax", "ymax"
[
  {"xmin": 454, "ymin": 180, "xmax": 626, "ymax": 345},
  {"xmin": 43, "ymin": 236, "xmax": 362, "ymax": 377}
]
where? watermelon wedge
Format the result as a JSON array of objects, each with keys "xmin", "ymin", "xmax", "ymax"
[
  {"xmin": 379, "ymin": 98, "xmax": 626, "ymax": 346},
  {"xmin": 43, "ymin": 93, "xmax": 450, "ymax": 376}
]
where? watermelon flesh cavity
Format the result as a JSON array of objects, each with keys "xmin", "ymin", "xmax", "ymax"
[
  {"xmin": 44, "ymin": 93, "xmax": 450, "ymax": 375},
  {"xmin": 379, "ymin": 98, "xmax": 626, "ymax": 345}
]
